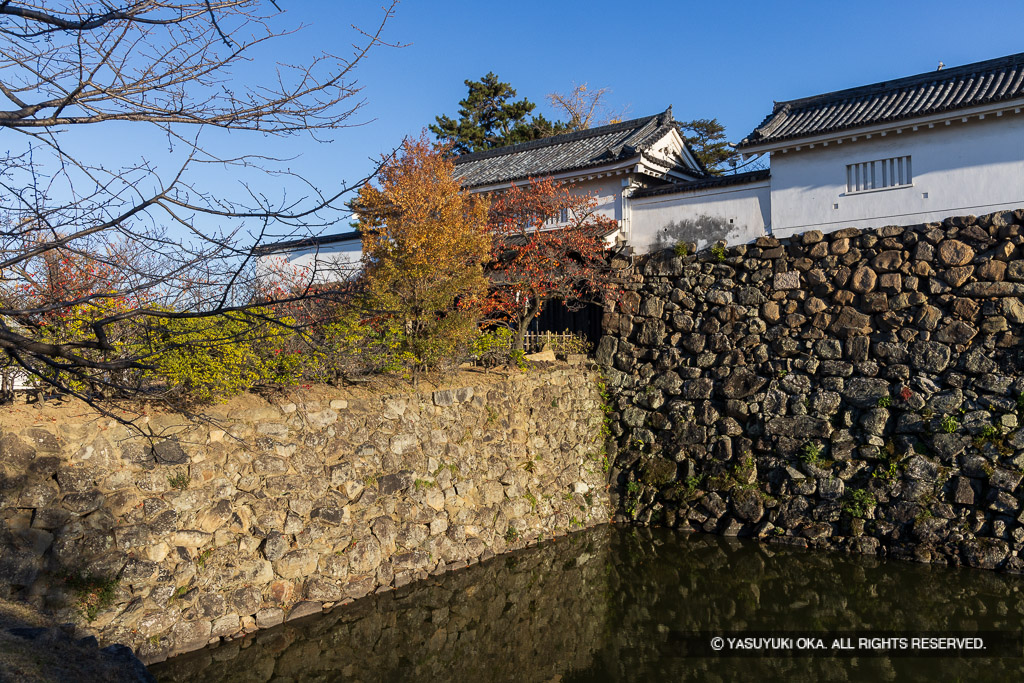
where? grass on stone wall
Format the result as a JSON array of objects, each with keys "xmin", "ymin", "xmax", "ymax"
[
  {"xmin": 799, "ymin": 442, "xmax": 827, "ymax": 468},
  {"xmin": 61, "ymin": 572, "xmax": 119, "ymax": 622}
]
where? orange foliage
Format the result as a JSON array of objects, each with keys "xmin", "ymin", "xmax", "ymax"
[
  {"xmin": 485, "ymin": 177, "xmax": 619, "ymax": 350},
  {"xmin": 356, "ymin": 133, "xmax": 491, "ymax": 367}
]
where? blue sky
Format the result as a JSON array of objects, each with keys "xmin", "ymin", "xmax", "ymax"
[
  {"xmin": 48, "ymin": 0, "xmax": 1024, "ymax": 242},
  {"xmin": 270, "ymin": 0, "xmax": 1024, "ymax": 224}
]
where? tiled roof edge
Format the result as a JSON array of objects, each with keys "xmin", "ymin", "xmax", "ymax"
[
  {"xmin": 631, "ymin": 169, "xmax": 770, "ymax": 198},
  {"xmin": 252, "ymin": 230, "xmax": 361, "ymax": 256}
]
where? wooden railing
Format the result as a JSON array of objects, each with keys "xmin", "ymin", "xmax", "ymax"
[{"xmin": 522, "ymin": 330, "xmax": 592, "ymax": 355}]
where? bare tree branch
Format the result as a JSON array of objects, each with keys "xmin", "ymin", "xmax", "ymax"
[{"xmin": 0, "ymin": 0, "xmax": 401, "ymax": 417}]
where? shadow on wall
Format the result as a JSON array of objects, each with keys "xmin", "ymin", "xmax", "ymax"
[
  {"xmin": 150, "ymin": 528, "xmax": 614, "ymax": 682},
  {"xmin": 650, "ymin": 215, "xmax": 742, "ymax": 252},
  {"xmin": 0, "ymin": 596, "xmax": 153, "ymax": 681}
]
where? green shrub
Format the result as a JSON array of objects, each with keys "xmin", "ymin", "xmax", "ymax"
[
  {"xmin": 471, "ymin": 328, "xmax": 515, "ymax": 366},
  {"xmin": 312, "ymin": 307, "xmax": 415, "ymax": 379},
  {"xmin": 673, "ymin": 241, "xmax": 690, "ymax": 257},
  {"xmin": 711, "ymin": 243, "xmax": 727, "ymax": 262},
  {"xmin": 27, "ymin": 299, "xmax": 143, "ymax": 394}
]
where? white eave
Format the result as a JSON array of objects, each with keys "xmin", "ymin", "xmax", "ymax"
[{"xmin": 738, "ymin": 97, "xmax": 1024, "ymax": 157}]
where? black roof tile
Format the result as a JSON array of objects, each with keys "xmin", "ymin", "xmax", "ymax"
[
  {"xmin": 454, "ymin": 108, "xmax": 704, "ymax": 187},
  {"xmin": 739, "ymin": 52, "xmax": 1024, "ymax": 149}
]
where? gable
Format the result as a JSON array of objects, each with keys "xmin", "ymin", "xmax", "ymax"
[{"xmin": 453, "ymin": 108, "xmax": 704, "ymax": 189}]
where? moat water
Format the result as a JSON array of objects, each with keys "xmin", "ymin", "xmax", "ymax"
[{"xmin": 151, "ymin": 526, "xmax": 1024, "ymax": 682}]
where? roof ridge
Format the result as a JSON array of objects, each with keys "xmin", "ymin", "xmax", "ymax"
[
  {"xmin": 775, "ymin": 51, "xmax": 1024, "ymax": 111},
  {"xmin": 740, "ymin": 51, "xmax": 1024, "ymax": 148},
  {"xmin": 453, "ymin": 108, "xmax": 673, "ymax": 165}
]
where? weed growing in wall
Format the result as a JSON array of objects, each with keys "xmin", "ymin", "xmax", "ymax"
[
  {"xmin": 625, "ymin": 480, "xmax": 641, "ymax": 518},
  {"xmin": 800, "ymin": 442, "xmax": 826, "ymax": 468},
  {"xmin": 940, "ymin": 414, "xmax": 960, "ymax": 434},
  {"xmin": 62, "ymin": 572, "xmax": 119, "ymax": 622},
  {"xmin": 168, "ymin": 469, "xmax": 189, "ymax": 491},
  {"xmin": 195, "ymin": 548, "xmax": 214, "ymax": 569},
  {"xmin": 842, "ymin": 489, "xmax": 876, "ymax": 518}
]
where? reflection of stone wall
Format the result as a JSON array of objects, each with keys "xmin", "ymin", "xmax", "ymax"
[
  {"xmin": 154, "ymin": 526, "xmax": 1024, "ymax": 682},
  {"xmin": 150, "ymin": 528, "xmax": 613, "ymax": 682},
  {"xmin": 581, "ymin": 528, "xmax": 1024, "ymax": 682},
  {"xmin": 601, "ymin": 209, "xmax": 1024, "ymax": 573},
  {"xmin": 0, "ymin": 365, "xmax": 609, "ymax": 664}
]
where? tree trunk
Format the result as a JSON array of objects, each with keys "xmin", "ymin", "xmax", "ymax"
[{"xmin": 513, "ymin": 298, "xmax": 543, "ymax": 352}]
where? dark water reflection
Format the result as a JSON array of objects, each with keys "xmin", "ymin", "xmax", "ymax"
[{"xmin": 151, "ymin": 527, "xmax": 1024, "ymax": 682}]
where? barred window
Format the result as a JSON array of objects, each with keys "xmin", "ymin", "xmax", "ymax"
[
  {"xmin": 846, "ymin": 155, "xmax": 912, "ymax": 193},
  {"xmin": 544, "ymin": 208, "xmax": 570, "ymax": 226}
]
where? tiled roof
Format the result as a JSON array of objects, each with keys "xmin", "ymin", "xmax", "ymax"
[
  {"xmin": 632, "ymin": 169, "xmax": 770, "ymax": 198},
  {"xmin": 454, "ymin": 108, "xmax": 703, "ymax": 187},
  {"xmin": 252, "ymin": 230, "xmax": 361, "ymax": 256},
  {"xmin": 739, "ymin": 52, "xmax": 1024, "ymax": 149}
]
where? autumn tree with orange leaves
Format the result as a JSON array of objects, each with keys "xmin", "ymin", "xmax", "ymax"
[
  {"xmin": 357, "ymin": 135, "xmax": 491, "ymax": 370},
  {"xmin": 486, "ymin": 178, "xmax": 619, "ymax": 351}
]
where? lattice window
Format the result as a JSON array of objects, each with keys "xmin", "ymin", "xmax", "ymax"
[{"xmin": 846, "ymin": 155, "xmax": 912, "ymax": 193}]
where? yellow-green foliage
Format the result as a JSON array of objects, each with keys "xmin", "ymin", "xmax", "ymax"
[
  {"xmin": 144, "ymin": 309, "xmax": 302, "ymax": 402},
  {"xmin": 471, "ymin": 328, "xmax": 515, "ymax": 366},
  {"xmin": 29, "ymin": 298, "xmax": 140, "ymax": 392},
  {"xmin": 308, "ymin": 306, "xmax": 415, "ymax": 379}
]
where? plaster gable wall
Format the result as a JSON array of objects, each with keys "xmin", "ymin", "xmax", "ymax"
[{"xmin": 643, "ymin": 129, "xmax": 690, "ymax": 171}]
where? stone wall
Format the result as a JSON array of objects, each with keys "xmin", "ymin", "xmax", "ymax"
[
  {"xmin": 0, "ymin": 364, "xmax": 609, "ymax": 664},
  {"xmin": 599, "ymin": 208, "xmax": 1024, "ymax": 573},
  {"xmin": 151, "ymin": 527, "xmax": 612, "ymax": 682}
]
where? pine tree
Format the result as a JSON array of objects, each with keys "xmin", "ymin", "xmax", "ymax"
[
  {"xmin": 431, "ymin": 73, "xmax": 569, "ymax": 154},
  {"xmin": 677, "ymin": 118, "xmax": 735, "ymax": 175}
]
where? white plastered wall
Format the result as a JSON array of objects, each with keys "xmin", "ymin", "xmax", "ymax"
[
  {"xmin": 258, "ymin": 240, "xmax": 363, "ymax": 285},
  {"xmin": 768, "ymin": 113, "xmax": 1024, "ymax": 238},
  {"xmin": 629, "ymin": 179, "xmax": 771, "ymax": 254}
]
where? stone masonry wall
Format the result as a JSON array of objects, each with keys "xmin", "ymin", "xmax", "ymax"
[
  {"xmin": 599, "ymin": 207, "xmax": 1024, "ymax": 573},
  {"xmin": 151, "ymin": 528, "xmax": 613, "ymax": 682},
  {"xmin": 0, "ymin": 364, "xmax": 609, "ymax": 664}
]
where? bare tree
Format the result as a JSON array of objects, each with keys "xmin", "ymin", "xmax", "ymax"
[
  {"xmin": 546, "ymin": 82, "xmax": 629, "ymax": 131},
  {"xmin": 0, "ymin": 1, "xmax": 398, "ymax": 407}
]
